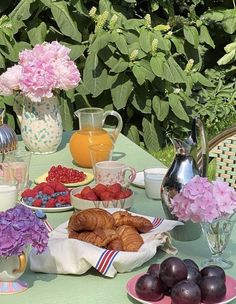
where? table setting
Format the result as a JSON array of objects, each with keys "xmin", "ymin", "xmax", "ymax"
[{"xmin": 0, "ymin": 43, "xmax": 235, "ymax": 304}]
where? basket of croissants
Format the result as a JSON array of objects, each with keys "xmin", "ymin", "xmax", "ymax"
[{"xmin": 68, "ymin": 208, "xmax": 154, "ymax": 252}]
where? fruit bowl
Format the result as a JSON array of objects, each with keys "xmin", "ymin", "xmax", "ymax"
[{"xmin": 70, "ymin": 183, "xmax": 134, "ymax": 210}]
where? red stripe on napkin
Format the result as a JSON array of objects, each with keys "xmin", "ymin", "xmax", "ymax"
[{"xmin": 96, "ymin": 250, "xmax": 119, "ymax": 275}]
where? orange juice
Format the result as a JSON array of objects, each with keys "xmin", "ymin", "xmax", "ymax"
[{"xmin": 69, "ymin": 129, "xmax": 113, "ymax": 168}]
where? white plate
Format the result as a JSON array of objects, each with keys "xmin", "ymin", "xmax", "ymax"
[
  {"xmin": 20, "ymin": 201, "xmax": 73, "ymax": 213},
  {"xmin": 132, "ymin": 171, "xmax": 145, "ymax": 188}
]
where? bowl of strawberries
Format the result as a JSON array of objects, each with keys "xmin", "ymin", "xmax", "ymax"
[{"xmin": 70, "ymin": 182, "xmax": 134, "ymax": 210}]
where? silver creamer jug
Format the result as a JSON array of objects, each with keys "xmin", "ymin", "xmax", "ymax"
[{"xmin": 0, "ymin": 108, "xmax": 17, "ymax": 156}]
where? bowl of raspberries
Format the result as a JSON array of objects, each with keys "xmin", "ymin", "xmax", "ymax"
[
  {"xmin": 21, "ymin": 181, "xmax": 72, "ymax": 212},
  {"xmin": 70, "ymin": 183, "xmax": 134, "ymax": 210}
]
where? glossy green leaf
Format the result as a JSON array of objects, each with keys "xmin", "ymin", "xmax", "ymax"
[
  {"xmin": 171, "ymin": 36, "xmax": 185, "ymax": 54},
  {"xmin": 184, "ymin": 25, "xmax": 199, "ymax": 48},
  {"xmin": 139, "ymin": 60, "xmax": 155, "ymax": 82},
  {"xmin": 142, "ymin": 117, "xmax": 160, "ymax": 152},
  {"xmin": 199, "ymin": 25, "xmax": 215, "ymax": 48},
  {"xmin": 111, "ymin": 58, "xmax": 129, "ymax": 73},
  {"xmin": 217, "ymin": 50, "xmax": 236, "ymax": 66},
  {"xmin": 222, "ymin": 9, "xmax": 236, "ymax": 34},
  {"xmin": 114, "ymin": 34, "xmax": 128, "ymax": 54},
  {"xmin": 139, "ymin": 29, "xmax": 152, "ymax": 53},
  {"xmin": 169, "ymin": 93, "xmax": 189, "ymax": 122},
  {"xmin": 132, "ymin": 86, "xmax": 151, "ymax": 113},
  {"xmin": 152, "ymin": 96, "xmax": 169, "ymax": 121},
  {"xmin": 28, "ymin": 22, "xmax": 47, "ymax": 45},
  {"xmin": 51, "ymin": 1, "xmax": 81, "ymax": 42},
  {"xmin": 126, "ymin": 125, "xmax": 140, "ymax": 145},
  {"xmin": 83, "ymin": 53, "xmax": 108, "ymax": 97},
  {"xmin": 191, "ymin": 72, "xmax": 215, "ymax": 87},
  {"xmin": 90, "ymin": 31, "xmax": 111, "ymax": 52},
  {"xmin": 0, "ymin": 53, "xmax": 5, "ymax": 69},
  {"xmin": 111, "ymin": 73, "xmax": 133, "ymax": 110},
  {"xmin": 132, "ymin": 64, "xmax": 146, "ymax": 85},
  {"xmin": 150, "ymin": 53, "xmax": 166, "ymax": 78},
  {"xmin": 162, "ymin": 57, "xmax": 186, "ymax": 83},
  {"xmin": 60, "ymin": 98, "xmax": 73, "ymax": 130},
  {"xmin": 9, "ymin": 0, "xmax": 35, "ymax": 20}
]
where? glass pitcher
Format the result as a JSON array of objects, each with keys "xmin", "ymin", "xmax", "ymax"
[{"xmin": 69, "ymin": 107, "xmax": 123, "ymax": 168}]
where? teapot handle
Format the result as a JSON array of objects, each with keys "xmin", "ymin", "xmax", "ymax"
[
  {"xmin": 196, "ymin": 118, "xmax": 208, "ymax": 177},
  {"xmin": 13, "ymin": 252, "xmax": 27, "ymax": 274},
  {"xmin": 102, "ymin": 110, "xmax": 123, "ymax": 142}
]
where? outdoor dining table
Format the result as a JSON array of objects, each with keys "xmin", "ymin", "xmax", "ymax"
[{"xmin": 3, "ymin": 132, "xmax": 236, "ymax": 304}]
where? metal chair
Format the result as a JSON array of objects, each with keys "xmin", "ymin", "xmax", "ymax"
[{"xmin": 198, "ymin": 125, "xmax": 236, "ymax": 188}]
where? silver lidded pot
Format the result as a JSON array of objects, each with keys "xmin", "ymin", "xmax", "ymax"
[
  {"xmin": 0, "ymin": 108, "xmax": 18, "ymax": 154},
  {"xmin": 161, "ymin": 118, "xmax": 208, "ymax": 241}
]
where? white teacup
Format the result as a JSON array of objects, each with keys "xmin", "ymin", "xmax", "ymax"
[
  {"xmin": 94, "ymin": 161, "xmax": 136, "ymax": 186},
  {"xmin": 144, "ymin": 167, "xmax": 168, "ymax": 200}
]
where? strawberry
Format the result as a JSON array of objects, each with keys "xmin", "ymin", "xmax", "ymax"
[
  {"xmin": 108, "ymin": 183, "xmax": 122, "ymax": 194},
  {"xmin": 42, "ymin": 185, "xmax": 55, "ymax": 195},
  {"xmin": 32, "ymin": 199, "xmax": 43, "ymax": 207},
  {"xmin": 93, "ymin": 183, "xmax": 108, "ymax": 197},
  {"xmin": 115, "ymin": 189, "xmax": 132, "ymax": 199},
  {"xmin": 81, "ymin": 186, "xmax": 93, "ymax": 198},
  {"xmin": 84, "ymin": 191, "xmax": 98, "ymax": 201},
  {"xmin": 99, "ymin": 191, "xmax": 114, "ymax": 201},
  {"xmin": 75, "ymin": 193, "xmax": 82, "ymax": 198}
]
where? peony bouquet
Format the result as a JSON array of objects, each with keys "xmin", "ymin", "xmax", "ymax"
[
  {"xmin": 0, "ymin": 205, "xmax": 49, "ymax": 257},
  {"xmin": 0, "ymin": 41, "xmax": 81, "ymax": 102},
  {"xmin": 171, "ymin": 175, "xmax": 236, "ymax": 223}
]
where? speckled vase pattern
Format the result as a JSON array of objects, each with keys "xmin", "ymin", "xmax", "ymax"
[{"xmin": 21, "ymin": 96, "xmax": 63, "ymax": 154}]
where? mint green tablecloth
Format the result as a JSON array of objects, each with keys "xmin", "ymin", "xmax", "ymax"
[{"xmin": 3, "ymin": 132, "xmax": 236, "ymax": 304}]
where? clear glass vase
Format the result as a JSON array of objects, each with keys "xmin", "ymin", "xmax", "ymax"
[{"xmin": 200, "ymin": 214, "xmax": 236, "ymax": 269}]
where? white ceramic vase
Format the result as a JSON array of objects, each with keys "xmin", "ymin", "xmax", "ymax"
[
  {"xmin": 20, "ymin": 95, "xmax": 63, "ymax": 154},
  {"xmin": 0, "ymin": 252, "xmax": 28, "ymax": 294}
]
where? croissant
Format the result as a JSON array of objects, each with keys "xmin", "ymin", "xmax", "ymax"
[
  {"xmin": 68, "ymin": 208, "xmax": 115, "ymax": 233},
  {"xmin": 107, "ymin": 238, "xmax": 123, "ymax": 251},
  {"xmin": 116, "ymin": 225, "xmax": 144, "ymax": 252},
  {"xmin": 112, "ymin": 211, "xmax": 153, "ymax": 233},
  {"xmin": 69, "ymin": 228, "xmax": 119, "ymax": 248}
]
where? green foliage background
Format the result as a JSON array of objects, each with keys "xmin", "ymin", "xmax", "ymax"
[{"xmin": 0, "ymin": 0, "xmax": 235, "ymax": 152}]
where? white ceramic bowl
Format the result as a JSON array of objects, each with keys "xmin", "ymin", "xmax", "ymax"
[{"xmin": 70, "ymin": 185, "xmax": 134, "ymax": 210}]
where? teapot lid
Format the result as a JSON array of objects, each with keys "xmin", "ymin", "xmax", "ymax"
[{"xmin": 0, "ymin": 108, "xmax": 18, "ymax": 154}]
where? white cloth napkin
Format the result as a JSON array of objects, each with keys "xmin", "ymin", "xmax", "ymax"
[{"xmin": 29, "ymin": 208, "xmax": 183, "ymax": 277}]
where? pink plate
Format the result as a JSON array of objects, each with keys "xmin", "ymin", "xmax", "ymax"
[{"xmin": 126, "ymin": 273, "xmax": 236, "ymax": 304}]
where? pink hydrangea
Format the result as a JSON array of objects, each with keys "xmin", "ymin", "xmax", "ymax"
[
  {"xmin": 0, "ymin": 41, "xmax": 81, "ymax": 102},
  {"xmin": 172, "ymin": 175, "xmax": 236, "ymax": 223}
]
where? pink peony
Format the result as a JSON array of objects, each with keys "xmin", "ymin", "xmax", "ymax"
[
  {"xmin": 0, "ymin": 41, "xmax": 81, "ymax": 102},
  {"xmin": 172, "ymin": 176, "xmax": 236, "ymax": 223}
]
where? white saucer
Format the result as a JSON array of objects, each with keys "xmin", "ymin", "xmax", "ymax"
[{"xmin": 132, "ymin": 171, "xmax": 145, "ymax": 188}]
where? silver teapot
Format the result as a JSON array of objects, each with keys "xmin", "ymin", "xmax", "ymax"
[
  {"xmin": 161, "ymin": 118, "xmax": 208, "ymax": 241},
  {"xmin": 0, "ymin": 108, "xmax": 17, "ymax": 156}
]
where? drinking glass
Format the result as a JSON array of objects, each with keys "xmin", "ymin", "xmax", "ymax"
[
  {"xmin": 0, "ymin": 176, "xmax": 18, "ymax": 211},
  {"xmin": 144, "ymin": 168, "xmax": 167, "ymax": 199},
  {"xmin": 89, "ymin": 143, "xmax": 114, "ymax": 170},
  {"xmin": 3, "ymin": 148, "xmax": 32, "ymax": 194},
  {"xmin": 201, "ymin": 214, "xmax": 236, "ymax": 269}
]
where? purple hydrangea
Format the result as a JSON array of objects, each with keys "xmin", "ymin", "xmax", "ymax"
[
  {"xmin": 0, "ymin": 205, "xmax": 49, "ymax": 257},
  {"xmin": 172, "ymin": 176, "xmax": 236, "ymax": 223}
]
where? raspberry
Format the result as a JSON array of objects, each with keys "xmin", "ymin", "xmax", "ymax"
[
  {"xmin": 22, "ymin": 189, "xmax": 36, "ymax": 198},
  {"xmin": 34, "ymin": 182, "xmax": 48, "ymax": 192},
  {"xmin": 56, "ymin": 195, "xmax": 67, "ymax": 204},
  {"xmin": 45, "ymin": 198, "xmax": 57, "ymax": 208},
  {"xmin": 42, "ymin": 185, "xmax": 55, "ymax": 195},
  {"xmin": 54, "ymin": 182, "xmax": 67, "ymax": 192},
  {"xmin": 32, "ymin": 199, "xmax": 43, "ymax": 207}
]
